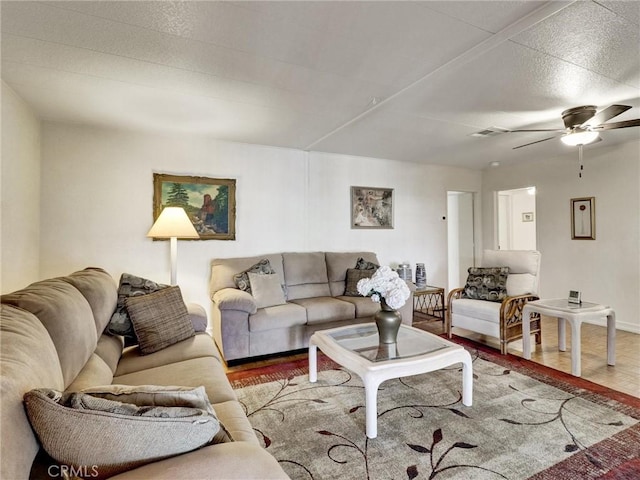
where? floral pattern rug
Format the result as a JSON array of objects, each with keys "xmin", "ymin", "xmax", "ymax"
[{"xmin": 230, "ymin": 341, "xmax": 640, "ymax": 479}]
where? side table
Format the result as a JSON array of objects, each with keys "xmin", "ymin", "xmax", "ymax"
[
  {"xmin": 522, "ymin": 299, "xmax": 615, "ymax": 377},
  {"xmin": 413, "ymin": 286, "xmax": 445, "ymax": 321}
]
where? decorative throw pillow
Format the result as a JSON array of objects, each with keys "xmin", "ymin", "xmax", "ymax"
[
  {"xmin": 355, "ymin": 257, "xmax": 379, "ymax": 270},
  {"xmin": 125, "ymin": 286, "xmax": 195, "ymax": 355},
  {"xmin": 107, "ymin": 273, "xmax": 168, "ymax": 344},
  {"xmin": 80, "ymin": 385, "xmax": 232, "ymax": 443},
  {"xmin": 233, "ymin": 259, "xmax": 275, "ymax": 294},
  {"xmin": 462, "ymin": 267, "xmax": 509, "ymax": 302},
  {"xmin": 247, "ymin": 272, "xmax": 286, "ymax": 309},
  {"xmin": 344, "ymin": 268, "xmax": 376, "ymax": 296},
  {"xmin": 23, "ymin": 388, "xmax": 220, "ymax": 479}
]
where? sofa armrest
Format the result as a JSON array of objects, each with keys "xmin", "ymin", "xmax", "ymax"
[
  {"xmin": 186, "ymin": 303, "xmax": 208, "ymax": 332},
  {"xmin": 213, "ymin": 288, "xmax": 257, "ymax": 315}
]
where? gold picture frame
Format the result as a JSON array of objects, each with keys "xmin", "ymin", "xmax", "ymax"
[
  {"xmin": 571, "ymin": 197, "xmax": 595, "ymax": 240},
  {"xmin": 153, "ymin": 173, "xmax": 236, "ymax": 240},
  {"xmin": 351, "ymin": 186, "xmax": 394, "ymax": 229}
]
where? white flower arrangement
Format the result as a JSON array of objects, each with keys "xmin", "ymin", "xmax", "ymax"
[{"xmin": 356, "ymin": 265, "xmax": 411, "ymax": 310}]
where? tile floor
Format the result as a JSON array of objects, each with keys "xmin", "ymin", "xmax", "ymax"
[{"xmin": 413, "ymin": 314, "xmax": 640, "ymax": 398}]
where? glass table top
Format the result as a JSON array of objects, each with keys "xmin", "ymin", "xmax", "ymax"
[{"xmin": 326, "ymin": 324, "xmax": 450, "ymax": 362}]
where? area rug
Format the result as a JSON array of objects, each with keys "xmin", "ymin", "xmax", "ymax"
[{"xmin": 229, "ymin": 338, "xmax": 640, "ymax": 479}]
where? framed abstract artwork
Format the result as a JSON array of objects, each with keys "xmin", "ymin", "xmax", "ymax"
[
  {"xmin": 571, "ymin": 197, "xmax": 595, "ymax": 240},
  {"xmin": 153, "ymin": 173, "xmax": 236, "ymax": 240},
  {"xmin": 351, "ymin": 186, "xmax": 394, "ymax": 229}
]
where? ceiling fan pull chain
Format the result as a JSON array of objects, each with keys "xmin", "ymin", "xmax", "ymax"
[{"xmin": 578, "ymin": 144, "xmax": 583, "ymax": 178}]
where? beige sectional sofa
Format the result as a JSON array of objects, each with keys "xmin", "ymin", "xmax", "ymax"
[
  {"xmin": 0, "ymin": 268, "xmax": 287, "ymax": 479},
  {"xmin": 209, "ymin": 251, "xmax": 414, "ymax": 363}
]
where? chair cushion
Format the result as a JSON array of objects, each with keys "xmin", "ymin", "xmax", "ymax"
[
  {"xmin": 482, "ymin": 250, "xmax": 540, "ymax": 296},
  {"xmin": 126, "ymin": 286, "xmax": 195, "ymax": 355},
  {"xmin": 23, "ymin": 388, "xmax": 220, "ymax": 479},
  {"xmin": 506, "ymin": 273, "xmax": 537, "ymax": 296},
  {"xmin": 461, "ymin": 267, "xmax": 509, "ymax": 302},
  {"xmin": 451, "ymin": 298, "xmax": 501, "ymax": 323}
]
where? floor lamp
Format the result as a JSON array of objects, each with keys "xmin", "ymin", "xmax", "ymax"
[{"xmin": 147, "ymin": 207, "xmax": 199, "ymax": 285}]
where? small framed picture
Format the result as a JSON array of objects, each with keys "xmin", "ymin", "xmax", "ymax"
[
  {"xmin": 522, "ymin": 212, "xmax": 534, "ymax": 222},
  {"xmin": 571, "ymin": 197, "xmax": 595, "ymax": 240},
  {"xmin": 351, "ymin": 186, "xmax": 393, "ymax": 229}
]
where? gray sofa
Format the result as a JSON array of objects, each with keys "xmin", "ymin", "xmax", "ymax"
[
  {"xmin": 209, "ymin": 251, "xmax": 414, "ymax": 363},
  {"xmin": 0, "ymin": 268, "xmax": 288, "ymax": 480}
]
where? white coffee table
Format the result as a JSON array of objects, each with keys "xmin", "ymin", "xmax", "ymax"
[
  {"xmin": 308, "ymin": 323, "xmax": 473, "ymax": 439},
  {"xmin": 522, "ymin": 299, "xmax": 616, "ymax": 377}
]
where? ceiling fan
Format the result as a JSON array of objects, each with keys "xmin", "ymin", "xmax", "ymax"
[{"xmin": 506, "ymin": 104, "xmax": 640, "ymax": 150}]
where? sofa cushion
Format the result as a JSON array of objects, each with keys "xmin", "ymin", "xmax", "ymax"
[
  {"xmin": 107, "ymin": 273, "xmax": 169, "ymax": 344},
  {"xmin": 1, "ymin": 278, "xmax": 98, "ymax": 388},
  {"xmin": 248, "ymin": 303, "xmax": 308, "ymax": 332},
  {"xmin": 62, "ymin": 268, "xmax": 118, "ymax": 335},
  {"xmin": 233, "ymin": 259, "xmax": 276, "ymax": 294},
  {"xmin": 126, "ymin": 286, "xmax": 195, "ymax": 355},
  {"xmin": 113, "ymin": 357, "xmax": 237, "ymax": 405},
  {"xmin": 65, "ymin": 353, "xmax": 114, "ymax": 392},
  {"xmin": 283, "ymin": 252, "xmax": 331, "ymax": 300},
  {"xmin": 289, "ymin": 297, "xmax": 355, "ymax": 325},
  {"xmin": 248, "ymin": 273, "xmax": 286, "ymax": 309},
  {"xmin": 462, "ymin": 267, "xmax": 509, "ymax": 302},
  {"xmin": 210, "ymin": 254, "xmax": 285, "ymax": 295},
  {"xmin": 116, "ymin": 333, "xmax": 220, "ymax": 377},
  {"xmin": 0, "ymin": 305, "xmax": 65, "ymax": 480},
  {"xmin": 337, "ymin": 296, "xmax": 381, "ymax": 318},
  {"xmin": 344, "ymin": 268, "xmax": 375, "ymax": 296},
  {"xmin": 325, "ymin": 252, "xmax": 379, "ymax": 297},
  {"xmin": 23, "ymin": 388, "xmax": 220, "ymax": 479}
]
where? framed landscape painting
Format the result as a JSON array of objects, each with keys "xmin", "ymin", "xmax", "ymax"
[
  {"xmin": 153, "ymin": 173, "xmax": 236, "ymax": 240},
  {"xmin": 351, "ymin": 186, "xmax": 394, "ymax": 229}
]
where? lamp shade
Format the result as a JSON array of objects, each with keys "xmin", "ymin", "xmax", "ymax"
[
  {"xmin": 560, "ymin": 130, "xmax": 599, "ymax": 146},
  {"xmin": 147, "ymin": 207, "xmax": 199, "ymax": 239}
]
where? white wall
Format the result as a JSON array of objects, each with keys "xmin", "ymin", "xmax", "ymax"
[
  {"xmin": 39, "ymin": 123, "xmax": 482, "ymax": 318},
  {"xmin": 483, "ymin": 140, "xmax": 640, "ymax": 333},
  {"xmin": 1, "ymin": 82, "xmax": 41, "ymax": 292}
]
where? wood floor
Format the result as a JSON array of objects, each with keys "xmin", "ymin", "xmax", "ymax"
[{"xmin": 225, "ymin": 314, "xmax": 640, "ymax": 399}]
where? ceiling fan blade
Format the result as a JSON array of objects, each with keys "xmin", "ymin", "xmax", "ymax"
[
  {"xmin": 507, "ymin": 128, "xmax": 565, "ymax": 133},
  {"xmin": 591, "ymin": 119, "xmax": 640, "ymax": 131},
  {"xmin": 512, "ymin": 136, "xmax": 558, "ymax": 149},
  {"xmin": 581, "ymin": 104, "xmax": 632, "ymax": 128}
]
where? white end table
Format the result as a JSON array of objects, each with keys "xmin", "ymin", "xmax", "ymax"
[
  {"xmin": 309, "ymin": 323, "xmax": 472, "ymax": 439},
  {"xmin": 522, "ymin": 299, "xmax": 615, "ymax": 377}
]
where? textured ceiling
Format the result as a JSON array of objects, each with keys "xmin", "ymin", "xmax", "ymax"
[{"xmin": 2, "ymin": 0, "xmax": 639, "ymax": 169}]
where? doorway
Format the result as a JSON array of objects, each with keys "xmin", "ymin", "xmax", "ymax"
[
  {"xmin": 497, "ymin": 187, "xmax": 537, "ymax": 250},
  {"xmin": 447, "ymin": 191, "xmax": 475, "ymax": 291}
]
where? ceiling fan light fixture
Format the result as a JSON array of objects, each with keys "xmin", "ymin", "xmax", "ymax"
[{"xmin": 560, "ymin": 130, "xmax": 599, "ymax": 146}]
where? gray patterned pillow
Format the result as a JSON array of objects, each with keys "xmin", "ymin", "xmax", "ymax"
[
  {"xmin": 107, "ymin": 273, "xmax": 168, "ymax": 344},
  {"xmin": 344, "ymin": 268, "xmax": 376, "ymax": 296},
  {"xmin": 125, "ymin": 286, "xmax": 195, "ymax": 355},
  {"xmin": 462, "ymin": 267, "xmax": 509, "ymax": 302},
  {"xmin": 355, "ymin": 257, "xmax": 379, "ymax": 270},
  {"xmin": 233, "ymin": 259, "xmax": 275, "ymax": 294},
  {"xmin": 23, "ymin": 388, "xmax": 220, "ymax": 479}
]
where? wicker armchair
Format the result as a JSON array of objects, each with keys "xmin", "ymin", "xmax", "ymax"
[{"xmin": 445, "ymin": 250, "xmax": 542, "ymax": 354}]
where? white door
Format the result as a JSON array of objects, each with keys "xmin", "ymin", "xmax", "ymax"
[
  {"xmin": 497, "ymin": 187, "xmax": 537, "ymax": 250},
  {"xmin": 447, "ymin": 191, "xmax": 475, "ymax": 291}
]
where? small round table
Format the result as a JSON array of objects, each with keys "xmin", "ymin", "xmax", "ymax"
[{"xmin": 522, "ymin": 299, "xmax": 615, "ymax": 377}]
